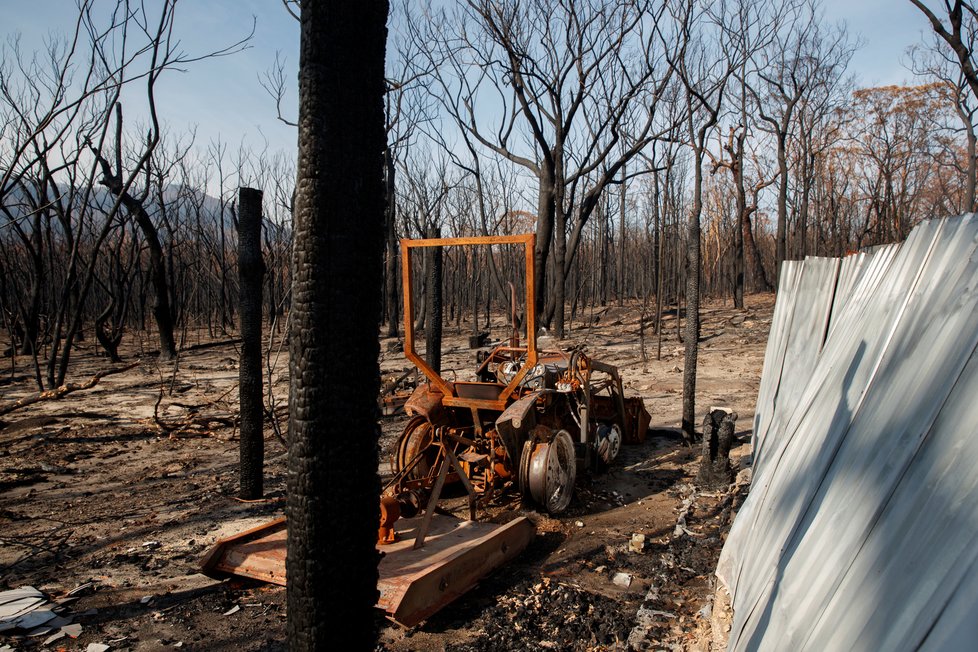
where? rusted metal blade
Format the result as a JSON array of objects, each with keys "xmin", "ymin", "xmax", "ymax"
[
  {"xmin": 379, "ymin": 515, "xmax": 535, "ymax": 627},
  {"xmin": 200, "ymin": 513, "xmax": 535, "ymax": 627},
  {"xmin": 200, "ymin": 516, "xmax": 288, "ymax": 585}
]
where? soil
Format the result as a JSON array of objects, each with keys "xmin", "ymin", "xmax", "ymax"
[{"xmin": 0, "ymin": 295, "xmax": 772, "ymax": 651}]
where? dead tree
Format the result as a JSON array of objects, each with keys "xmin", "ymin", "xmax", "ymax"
[
  {"xmin": 287, "ymin": 1, "xmax": 388, "ymax": 648},
  {"xmin": 750, "ymin": 0, "xmax": 852, "ymax": 277},
  {"xmin": 424, "ymin": 225, "xmax": 443, "ymax": 373},
  {"xmin": 410, "ymin": 0, "xmax": 681, "ymax": 336},
  {"xmin": 238, "ymin": 187, "xmax": 265, "ymax": 500},
  {"xmin": 670, "ymin": 0, "xmax": 769, "ymax": 443},
  {"xmin": 92, "ymin": 105, "xmax": 177, "ymax": 361},
  {"xmin": 696, "ymin": 409, "xmax": 738, "ymax": 489},
  {"xmin": 911, "ymin": 1, "xmax": 978, "ymax": 103}
]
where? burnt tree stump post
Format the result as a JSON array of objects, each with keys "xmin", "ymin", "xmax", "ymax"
[
  {"xmin": 425, "ymin": 225, "xmax": 443, "ymax": 374},
  {"xmin": 696, "ymin": 409, "xmax": 738, "ymax": 489},
  {"xmin": 238, "ymin": 186, "xmax": 265, "ymax": 500}
]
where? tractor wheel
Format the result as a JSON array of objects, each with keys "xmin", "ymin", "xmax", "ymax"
[
  {"xmin": 394, "ymin": 417, "xmax": 437, "ymax": 480},
  {"xmin": 519, "ymin": 428, "xmax": 576, "ymax": 514}
]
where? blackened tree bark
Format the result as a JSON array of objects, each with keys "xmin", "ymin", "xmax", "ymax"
[
  {"xmin": 696, "ymin": 409, "xmax": 737, "ymax": 489},
  {"xmin": 683, "ymin": 119, "xmax": 707, "ymax": 443},
  {"xmin": 287, "ymin": 1, "xmax": 388, "ymax": 649},
  {"xmin": 238, "ymin": 187, "xmax": 265, "ymax": 500},
  {"xmin": 424, "ymin": 225, "xmax": 443, "ymax": 374},
  {"xmin": 92, "ymin": 106, "xmax": 177, "ymax": 361},
  {"xmin": 384, "ymin": 148, "xmax": 400, "ymax": 338}
]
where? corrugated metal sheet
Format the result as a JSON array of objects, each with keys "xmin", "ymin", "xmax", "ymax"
[
  {"xmin": 716, "ymin": 215, "xmax": 978, "ymax": 651},
  {"xmin": 750, "ymin": 256, "xmax": 839, "ymax": 473}
]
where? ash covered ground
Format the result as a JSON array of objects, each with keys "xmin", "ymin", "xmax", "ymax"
[{"xmin": 1, "ymin": 296, "xmax": 770, "ymax": 651}]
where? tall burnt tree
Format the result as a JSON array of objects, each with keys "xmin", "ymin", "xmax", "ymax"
[
  {"xmin": 287, "ymin": 1, "xmax": 388, "ymax": 648},
  {"xmin": 410, "ymin": 0, "xmax": 682, "ymax": 336},
  {"xmin": 93, "ymin": 105, "xmax": 177, "ymax": 361},
  {"xmin": 751, "ymin": 0, "xmax": 852, "ymax": 275},
  {"xmin": 670, "ymin": 0, "xmax": 768, "ymax": 442},
  {"xmin": 238, "ymin": 186, "xmax": 265, "ymax": 500},
  {"xmin": 425, "ymin": 225, "xmax": 443, "ymax": 373}
]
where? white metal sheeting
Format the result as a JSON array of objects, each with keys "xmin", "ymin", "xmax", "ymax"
[
  {"xmin": 716, "ymin": 214, "xmax": 978, "ymax": 651},
  {"xmin": 750, "ymin": 256, "xmax": 839, "ymax": 474}
]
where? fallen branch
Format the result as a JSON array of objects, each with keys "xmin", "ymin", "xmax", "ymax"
[
  {"xmin": 0, "ymin": 363, "xmax": 138, "ymax": 417},
  {"xmin": 181, "ymin": 338, "xmax": 242, "ymax": 352}
]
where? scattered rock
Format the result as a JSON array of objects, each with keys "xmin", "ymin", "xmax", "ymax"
[
  {"xmin": 612, "ymin": 572, "xmax": 632, "ymax": 588},
  {"xmin": 43, "ymin": 630, "xmax": 67, "ymax": 645},
  {"xmin": 62, "ymin": 623, "xmax": 83, "ymax": 637},
  {"xmin": 629, "ymin": 533, "xmax": 647, "ymax": 553}
]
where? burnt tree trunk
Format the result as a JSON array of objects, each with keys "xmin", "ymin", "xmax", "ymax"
[
  {"xmin": 288, "ymin": 1, "xmax": 388, "ymax": 649},
  {"xmin": 732, "ymin": 138, "xmax": 746, "ymax": 310},
  {"xmin": 425, "ymin": 225, "xmax": 443, "ymax": 374},
  {"xmin": 133, "ymin": 200, "xmax": 178, "ymax": 361},
  {"xmin": 775, "ymin": 133, "xmax": 789, "ymax": 284},
  {"xmin": 682, "ymin": 144, "xmax": 705, "ymax": 444},
  {"xmin": 93, "ymin": 126, "xmax": 178, "ymax": 363},
  {"xmin": 744, "ymin": 211, "xmax": 772, "ymax": 293},
  {"xmin": 238, "ymin": 186, "xmax": 265, "ymax": 500},
  {"xmin": 384, "ymin": 147, "xmax": 399, "ymax": 338},
  {"xmin": 696, "ymin": 409, "xmax": 737, "ymax": 489},
  {"xmin": 617, "ymin": 167, "xmax": 626, "ymax": 307}
]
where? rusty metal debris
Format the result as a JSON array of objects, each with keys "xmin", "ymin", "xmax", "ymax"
[
  {"xmin": 385, "ymin": 234, "xmax": 651, "ymax": 542},
  {"xmin": 202, "ymin": 234, "xmax": 649, "ymax": 627}
]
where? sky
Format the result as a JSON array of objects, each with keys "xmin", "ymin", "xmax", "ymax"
[{"xmin": 0, "ymin": 0, "xmax": 945, "ymax": 160}]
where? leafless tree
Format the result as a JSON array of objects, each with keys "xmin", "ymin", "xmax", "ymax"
[
  {"xmin": 748, "ymin": 0, "xmax": 853, "ymax": 277},
  {"xmin": 409, "ymin": 0, "xmax": 684, "ymax": 336},
  {"xmin": 668, "ymin": 0, "xmax": 773, "ymax": 442},
  {"xmin": 287, "ymin": 1, "xmax": 388, "ymax": 647},
  {"xmin": 911, "ymin": 1, "xmax": 978, "ymax": 102},
  {"xmin": 908, "ymin": 29, "xmax": 978, "ymax": 211}
]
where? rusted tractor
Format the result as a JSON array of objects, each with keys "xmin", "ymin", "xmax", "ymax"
[
  {"xmin": 381, "ymin": 234, "xmax": 650, "ymax": 540},
  {"xmin": 202, "ymin": 233, "xmax": 649, "ymax": 627}
]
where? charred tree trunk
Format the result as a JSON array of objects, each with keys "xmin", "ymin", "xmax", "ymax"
[
  {"xmin": 732, "ymin": 148, "xmax": 746, "ymax": 310},
  {"xmin": 534, "ymin": 168, "xmax": 556, "ymax": 325},
  {"xmin": 775, "ymin": 134, "xmax": 789, "ymax": 282},
  {"xmin": 238, "ymin": 186, "xmax": 265, "ymax": 500},
  {"xmin": 552, "ymin": 146, "xmax": 567, "ymax": 338},
  {"xmin": 94, "ymin": 298, "xmax": 123, "ymax": 363},
  {"xmin": 384, "ymin": 147, "xmax": 399, "ymax": 338},
  {"xmin": 93, "ymin": 125, "xmax": 177, "ymax": 362},
  {"xmin": 288, "ymin": 1, "xmax": 388, "ymax": 648},
  {"xmin": 129, "ymin": 199, "xmax": 177, "ymax": 360},
  {"xmin": 617, "ymin": 170, "xmax": 627, "ymax": 307},
  {"xmin": 425, "ymin": 225, "xmax": 443, "ymax": 373},
  {"xmin": 743, "ymin": 211, "xmax": 772, "ymax": 292},
  {"xmin": 696, "ymin": 409, "xmax": 737, "ymax": 489},
  {"xmin": 683, "ymin": 135, "xmax": 706, "ymax": 445}
]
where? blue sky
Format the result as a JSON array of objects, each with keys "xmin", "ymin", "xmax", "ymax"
[{"xmin": 1, "ymin": 0, "xmax": 941, "ymax": 158}]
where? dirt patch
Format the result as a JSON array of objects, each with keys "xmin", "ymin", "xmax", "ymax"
[{"xmin": 0, "ymin": 295, "xmax": 770, "ymax": 650}]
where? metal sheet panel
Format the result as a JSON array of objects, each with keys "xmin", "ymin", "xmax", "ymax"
[
  {"xmin": 751, "ymin": 257, "xmax": 838, "ymax": 474},
  {"xmin": 718, "ymin": 215, "xmax": 978, "ymax": 651},
  {"xmin": 717, "ymin": 244, "xmax": 897, "ymax": 593},
  {"xmin": 748, "ymin": 259, "xmax": 802, "ymax": 475},
  {"xmin": 727, "ymin": 217, "xmax": 943, "ymax": 646}
]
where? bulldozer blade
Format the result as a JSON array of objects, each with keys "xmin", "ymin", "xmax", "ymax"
[
  {"xmin": 200, "ymin": 516, "xmax": 288, "ymax": 585},
  {"xmin": 201, "ymin": 514, "xmax": 535, "ymax": 628},
  {"xmin": 377, "ymin": 514, "xmax": 534, "ymax": 627}
]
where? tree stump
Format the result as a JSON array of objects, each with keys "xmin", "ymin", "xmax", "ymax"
[{"xmin": 696, "ymin": 409, "xmax": 738, "ymax": 489}]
